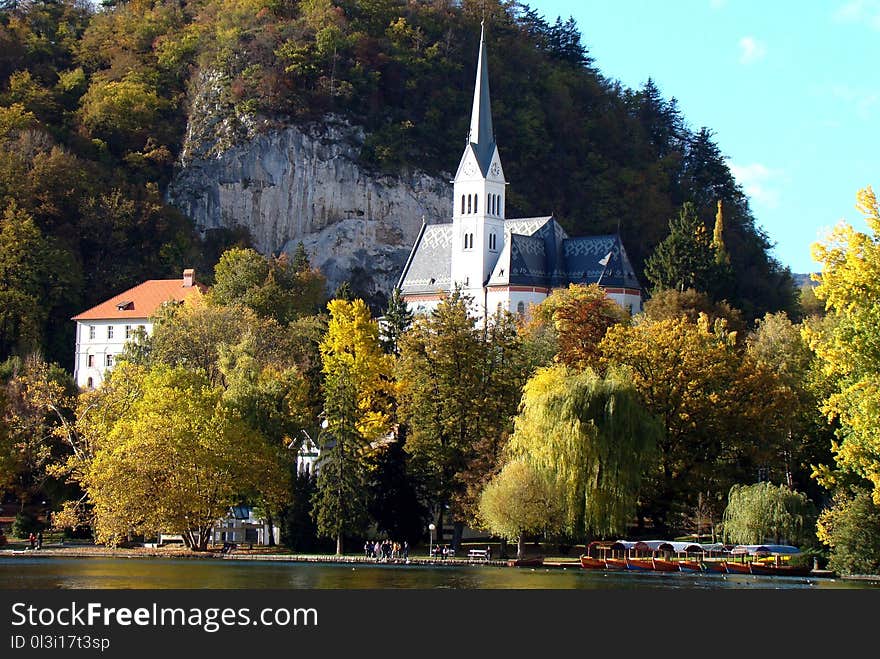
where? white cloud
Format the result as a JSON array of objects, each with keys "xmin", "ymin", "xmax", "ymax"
[
  {"xmin": 829, "ymin": 84, "xmax": 879, "ymax": 119},
  {"xmin": 728, "ymin": 161, "xmax": 782, "ymax": 208},
  {"xmin": 834, "ymin": 0, "xmax": 880, "ymax": 30},
  {"xmin": 738, "ymin": 36, "xmax": 767, "ymax": 64}
]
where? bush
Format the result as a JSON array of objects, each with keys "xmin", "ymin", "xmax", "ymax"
[{"xmin": 11, "ymin": 511, "xmax": 42, "ymax": 538}]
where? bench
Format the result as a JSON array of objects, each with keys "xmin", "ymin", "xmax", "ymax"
[{"xmin": 468, "ymin": 549, "xmax": 490, "ymax": 562}]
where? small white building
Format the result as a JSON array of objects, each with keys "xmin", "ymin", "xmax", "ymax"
[
  {"xmin": 398, "ymin": 24, "xmax": 643, "ymax": 320},
  {"xmin": 71, "ymin": 269, "xmax": 204, "ymax": 389}
]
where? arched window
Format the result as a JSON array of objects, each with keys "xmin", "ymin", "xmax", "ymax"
[
  {"xmin": 461, "ymin": 195, "xmax": 465, "ymax": 215},
  {"xmin": 487, "ymin": 194, "xmax": 491, "ymax": 216},
  {"xmin": 498, "ymin": 197, "xmax": 502, "ymax": 216},
  {"xmin": 517, "ymin": 301, "xmax": 525, "ymax": 317},
  {"xmin": 467, "ymin": 195, "xmax": 472, "ymax": 214},
  {"xmin": 86, "ymin": 377, "xmax": 93, "ymax": 389},
  {"xmin": 469, "ymin": 233, "xmax": 474, "ymax": 248},
  {"xmin": 474, "ymin": 195, "xmax": 478, "ymax": 214}
]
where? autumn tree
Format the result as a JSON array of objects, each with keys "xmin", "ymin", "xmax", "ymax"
[
  {"xmin": 531, "ymin": 283, "xmax": 629, "ymax": 370},
  {"xmin": 312, "ymin": 298, "xmax": 393, "ymax": 554},
  {"xmin": 599, "ymin": 314, "xmax": 796, "ymax": 534},
  {"xmin": 808, "ymin": 186, "xmax": 880, "ymax": 504},
  {"xmin": 504, "ymin": 364, "xmax": 660, "ymax": 541},
  {"xmin": 82, "ymin": 365, "xmax": 285, "ymax": 549}
]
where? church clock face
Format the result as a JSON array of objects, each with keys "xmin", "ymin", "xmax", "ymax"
[
  {"xmin": 463, "ymin": 161, "xmax": 477, "ymax": 176},
  {"xmin": 490, "ymin": 162, "xmax": 502, "ymax": 177}
]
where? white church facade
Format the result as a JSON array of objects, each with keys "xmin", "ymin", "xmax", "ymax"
[{"xmin": 398, "ymin": 24, "xmax": 643, "ymax": 319}]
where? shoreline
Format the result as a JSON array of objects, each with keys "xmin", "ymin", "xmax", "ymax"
[{"xmin": 0, "ymin": 545, "xmax": 861, "ymax": 580}]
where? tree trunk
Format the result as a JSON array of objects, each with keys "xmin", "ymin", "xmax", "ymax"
[
  {"xmin": 452, "ymin": 521, "xmax": 463, "ymax": 552},
  {"xmin": 517, "ymin": 534, "xmax": 524, "ymax": 560},
  {"xmin": 266, "ymin": 511, "xmax": 275, "ymax": 547},
  {"xmin": 437, "ymin": 505, "xmax": 444, "ymax": 548},
  {"xmin": 499, "ymin": 538, "xmax": 509, "ymax": 559},
  {"xmin": 336, "ymin": 533, "xmax": 343, "ymax": 556}
]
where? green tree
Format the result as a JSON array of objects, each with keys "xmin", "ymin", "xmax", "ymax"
[
  {"xmin": 477, "ymin": 460, "xmax": 561, "ymax": 559},
  {"xmin": 380, "ymin": 287, "xmax": 413, "ymax": 355},
  {"xmin": 817, "ymin": 489, "xmax": 880, "ymax": 576},
  {"xmin": 505, "ymin": 364, "xmax": 660, "ymax": 540},
  {"xmin": 722, "ymin": 482, "xmax": 815, "ymax": 546},
  {"xmin": 643, "ymin": 201, "xmax": 718, "ymax": 295}
]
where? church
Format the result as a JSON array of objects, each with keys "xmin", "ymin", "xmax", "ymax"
[{"xmin": 397, "ymin": 24, "xmax": 643, "ymax": 319}]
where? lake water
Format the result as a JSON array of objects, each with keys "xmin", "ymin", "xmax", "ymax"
[{"xmin": 2, "ymin": 556, "xmax": 878, "ymax": 589}]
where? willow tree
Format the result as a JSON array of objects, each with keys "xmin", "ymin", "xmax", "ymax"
[
  {"xmin": 722, "ymin": 482, "xmax": 815, "ymax": 546},
  {"xmin": 505, "ymin": 364, "xmax": 661, "ymax": 541}
]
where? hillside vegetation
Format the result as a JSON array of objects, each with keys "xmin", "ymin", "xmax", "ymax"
[{"xmin": 0, "ymin": 0, "xmax": 795, "ymax": 367}]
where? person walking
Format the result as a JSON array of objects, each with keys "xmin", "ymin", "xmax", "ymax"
[{"xmin": 28, "ymin": 532, "xmax": 36, "ymax": 550}]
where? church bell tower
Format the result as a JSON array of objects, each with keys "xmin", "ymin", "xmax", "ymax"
[{"xmin": 450, "ymin": 22, "xmax": 507, "ymax": 301}]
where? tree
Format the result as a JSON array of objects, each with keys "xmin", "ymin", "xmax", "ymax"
[
  {"xmin": 478, "ymin": 460, "xmax": 561, "ymax": 559},
  {"xmin": 380, "ymin": 287, "xmax": 413, "ymax": 356},
  {"xmin": 643, "ymin": 201, "xmax": 719, "ymax": 296},
  {"xmin": 817, "ymin": 489, "xmax": 880, "ymax": 576},
  {"xmin": 504, "ymin": 364, "xmax": 660, "ymax": 540},
  {"xmin": 82, "ymin": 365, "xmax": 285, "ymax": 550},
  {"xmin": 312, "ymin": 298, "xmax": 393, "ymax": 554},
  {"xmin": 808, "ymin": 187, "xmax": 880, "ymax": 503},
  {"xmin": 599, "ymin": 314, "xmax": 796, "ymax": 534},
  {"xmin": 721, "ymin": 482, "xmax": 815, "ymax": 546},
  {"xmin": 531, "ymin": 283, "xmax": 629, "ymax": 370}
]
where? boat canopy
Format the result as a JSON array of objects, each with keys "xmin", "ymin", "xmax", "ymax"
[
  {"xmin": 730, "ymin": 544, "xmax": 801, "ymax": 556},
  {"xmin": 642, "ymin": 540, "xmax": 704, "ymax": 553},
  {"xmin": 609, "ymin": 540, "xmax": 650, "ymax": 552}
]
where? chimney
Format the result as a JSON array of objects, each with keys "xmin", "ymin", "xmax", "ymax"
[{"xmin": 183, "ymin": 268, "xmax": 195, "ymax": 288}]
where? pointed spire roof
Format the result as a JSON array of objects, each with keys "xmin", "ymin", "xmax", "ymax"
[{"xmin": 468, "ymin": 21, "xmax": 495, "ymax": 174}]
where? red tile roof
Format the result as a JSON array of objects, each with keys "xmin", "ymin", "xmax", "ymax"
[{"xmin": 71, "ymin": 276, "xmax": 207, "ymax": 321}]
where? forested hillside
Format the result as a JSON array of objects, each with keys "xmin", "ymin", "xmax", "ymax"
[{"xmin": 0, "ymin": 0, "xmax": 795, "ymax": 368}]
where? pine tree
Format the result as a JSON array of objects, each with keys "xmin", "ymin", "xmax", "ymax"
[
  {"xmin": 643, "ymin": 201, "xmax": 717, "ymax": 295},
  {"xmin": 380, "ymin": 287, "xmax": 413, "ymax": 356}
]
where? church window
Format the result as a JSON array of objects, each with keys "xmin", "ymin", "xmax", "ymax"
[
  {"xmin": 106, "ymin": 354, "xmax": 114, "ymax": 368},
  {"xmin": 86, "ymin": 377, "xmax": 93, "ymax": 389},
  {"xmin": 517, "ymin": 301, "xmax": 525, "ymax": 317},
  {"xmin": 87, "ymin": 354, "xmax": 94, "ymax": 368},
  {"xmin": 107, "ymin": 325, "xmax": 114, "ymax": 339},
  {"xmin": 88, "ymin": 325, "xmax": 95, "ymax": 340},
  {"xmin": 461, "ymin": 195, "xmax": 465, "ymax": 215},
  {"xmin": 468, "ymin": 195, "xmax": 472, "ymax": 214},
  {"xmin": 474, "ymin": 195, "xmax": 478, "ymax": 213}
]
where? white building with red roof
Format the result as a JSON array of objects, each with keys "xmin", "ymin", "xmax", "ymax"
[{"xmin": 71, "ymin": 269, "xmax": 205, "ymax": 389}]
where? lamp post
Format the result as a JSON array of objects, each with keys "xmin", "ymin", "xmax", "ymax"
[{"xmin": 428, "ymin": 523, "xmax": 435, "ymax": 559}]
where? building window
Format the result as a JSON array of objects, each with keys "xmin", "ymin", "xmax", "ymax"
[
  {"xmin": 517, "ymin": 301, "xmax": 525, "ymax": 317},
  {"xmin": 107, "ymin": 326, "xmax": 114, "ymax": 339},
  {"xmin": 87, "ymin": 354, "xmax": 94, "ymax": 368},
  {"xmin": 125, "ymin": 325, "xmax": 133, "ymax": 339},
  {"xmin": 467, "ymin": 195, "xmax": 472, "ymax": 214},
  {"xmin": 86, "ymin": 377, "xmax": 93, "ymax": 389},
  {"xmin": 461, "ymin": 195, "xmax": 465, "ymax": 215},
  {"xmin": 88, "ymin": 326, "xmax": 95, "ymax": 340},
  {"xmin": 474, "ymin": 195, "xmax": 478, "ymax": 213},
  {"xmin": 106, "ymin": 354, "xmax": 114, "ymax": 368}
]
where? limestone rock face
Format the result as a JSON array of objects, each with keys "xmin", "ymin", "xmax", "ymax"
[{"xmin": 167, "ymin": 92, "xmax": 451, "ymax": 304}]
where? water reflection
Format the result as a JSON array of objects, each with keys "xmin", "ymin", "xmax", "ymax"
[{"xmin": 1, "ymin": 557, "xmax": 877, "ymax": 590}]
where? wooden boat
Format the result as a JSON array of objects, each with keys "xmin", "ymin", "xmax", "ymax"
[
  {"xmin": 678, "ymin": 560, "xmax": 704, "ymax": 572},
  {"xmin": 723, "ymin": 561, "xmax": 752, "ymax": 574},
  {"xmin": 701, "ymin": 561, "xmax": 728, "ymax": 573},
  {"xmin": 603, "ymin": 557, "xmax": 628, "ymax": 570},
  {"xmin": 624, "ymin": 557, "xmax": 654, "ymax": 571},
  {"xmin": 579, "ymin": 556, "xmax": 607, "ymax": 570},
  {"xmin": 651, "ymin": 557, "xmax": 680, "ymax": 572},
  {"xmin": 748, "ymin": 562, "xmax": 812, "ymax": 577},
  {"xmin": 509, "ymin": 556, "xmax": 544, "ymax": 568}
]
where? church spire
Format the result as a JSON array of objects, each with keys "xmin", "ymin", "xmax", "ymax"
[{"xmin": 468, "ymin": 21, "xmax": 495, "ymax": 172}]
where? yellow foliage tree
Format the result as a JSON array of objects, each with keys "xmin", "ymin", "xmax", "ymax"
[{"xmin": 809, "ymin": 186, "xmax": 880, "ymax": 503}]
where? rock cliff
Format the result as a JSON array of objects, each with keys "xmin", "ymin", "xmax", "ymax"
[{"xmin": 167, "ymin": 72, "xmax": 451, "ymax": 305}]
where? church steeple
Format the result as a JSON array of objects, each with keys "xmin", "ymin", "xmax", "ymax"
[{"xmin": 468, "ymin": 21, "xmax": 495, "ymax": 173}]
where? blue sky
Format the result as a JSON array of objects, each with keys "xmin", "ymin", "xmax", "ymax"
[{"xmin": 525, "ymin": 0, "xmax": 880, "ymax": 274}]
